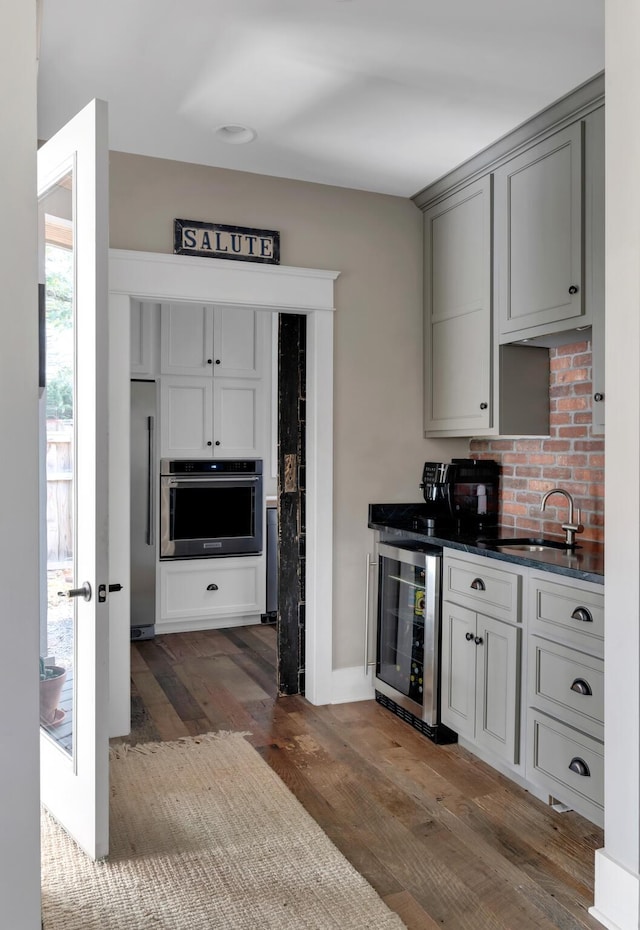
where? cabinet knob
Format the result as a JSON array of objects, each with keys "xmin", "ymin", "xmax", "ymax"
[
  {"xmin": 207, "ymin": 441, "xmax": 212, "ymax": 446},
  {"xmin": 207, "ymin": 358, "xmax": 213, "ymax": 365},
  {"xmin": 470, "ymin": 578, "xmax": 486, "ymax": 591},
  {"xmin": 215, "ymin": 359, "xmax": 221, "ymax": 365},
  {"xmin": 215, "ymin": 440, "xmax": 221, "ymax": 446},
  {"xmin": 568, "ymin": 285, "xmax": 579, "ymax": 295},
  {"xmin": 571, "ymin": 606, "xmax": 593, "ymax": 624},
  {"xmin": 594, "ymin": 392, "xmax": 604, "ymax": 402},
  {"xmin": 568, "ymin": 757, "xmax": 590, "ymax": 777},
  {"xmin": 570, "ymin": 678, "xmax": 592, "ymax": 696},
  {"xmin": 465, "ymin": 631, "xmax": 474, "ymax": 641},
  {"xmin": 479, "ymin": 402, "xmax": 488, "ymax": 410},
  {"xmin": 206, "ymin": 583, "xmax": 219, "ymax": 591},
  {"xmin": 474, "ymin": 635, "xmax": 483, "ymax": 646}
]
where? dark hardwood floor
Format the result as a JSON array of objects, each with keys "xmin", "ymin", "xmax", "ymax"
[{"xmin": 121, "ymin": 626, "xmax": 604, "ymax": 930}]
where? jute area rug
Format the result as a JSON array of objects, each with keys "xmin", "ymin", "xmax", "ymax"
[{"xmin": 41, "ymin": 731, "xmax": 407, "ymax": 929}]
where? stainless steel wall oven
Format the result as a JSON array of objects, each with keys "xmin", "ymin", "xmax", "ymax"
[{"xmin": 160, "ymin": 459, "xmax": 263, "ymax": 559}]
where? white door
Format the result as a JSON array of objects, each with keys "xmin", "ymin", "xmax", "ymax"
[{"xmin": 38, "ymin": 99, "xmax": 110, "ymax": 859}]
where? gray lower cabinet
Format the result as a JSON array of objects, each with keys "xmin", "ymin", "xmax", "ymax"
[
  {"xmin": 441, "ymin": 601, "xmax": 521, "ymax": 764},
  {"xmin": 441, "ymin": 551, "xmax": 523, "ymax": 765},
  {"xmin": 526, "ymin": 572, "xmax": 604, "ymax": 827},
  {"xmin": 494, "ymin": 122, "xmax": 586, "ymax": 342}
]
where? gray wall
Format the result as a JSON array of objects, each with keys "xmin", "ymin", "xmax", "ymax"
[{"xmin": 109, "ymin": 153, "xmax": 467, "ymax": 668}]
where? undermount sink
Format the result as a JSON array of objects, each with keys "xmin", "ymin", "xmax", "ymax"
[{"xmin": 478, "ymin": 537, "xmax": 579, "ymax": 552}]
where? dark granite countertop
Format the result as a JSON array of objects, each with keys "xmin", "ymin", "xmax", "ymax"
[{"xmin": 368, "ymin": 503, "xmax": 604, "ymax": 585}]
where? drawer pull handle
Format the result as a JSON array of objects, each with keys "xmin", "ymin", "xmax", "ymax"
[
  {"xmin": 571, "ymin": 607, "xmax": 593, "ymax": 623},
  {"xmin": 474, "ymin": 636, "xmax": 484, "ymax": 646},
  {"xmin": 570, "ymin": 678, "xmax": 592, "ymax": 696},
  {"xmin": 465, "ymin": 632, "xmax": 474, "ymax": 641},
  {"xmin": 568, "ymin": 757, "xmax": 590, "ymax": 777},
  {"xmin": 206, "ymin": 583, "xmax": 219, "ymax": 591},
  {"xmin": 470, "ymin": 578, "xmax": 486, "ymax": 591}
]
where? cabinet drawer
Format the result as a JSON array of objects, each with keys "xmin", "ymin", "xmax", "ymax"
[
  {"xmin": 529, "ymin": 574, "xmax": 604, "ymax": 656},
  {"xmin": 443, "ymin": 553, "xmax": 521, "ymax": 623},
  {"xmin": 529, "ymin": 636, "xmax": 603, "ymax": 740},
  {"xmin": 160, "ymin": 558, "xmax": 264, "ymax": 622},
  {"xmin": 527, "ymin": 710, "xmax": 603, "ymax": 826}
]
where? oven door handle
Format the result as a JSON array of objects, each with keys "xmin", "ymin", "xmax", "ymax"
[{"xmin": 165, "ymin": 475, "xmax": 261, "ymax": 486}]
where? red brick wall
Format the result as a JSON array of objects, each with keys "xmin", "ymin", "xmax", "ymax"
[{"xmin": 469, "ymin": 340, "xmax": 604, "ymax": 543}]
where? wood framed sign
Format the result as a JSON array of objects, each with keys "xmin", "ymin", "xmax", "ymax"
[{"xmin": 174, "ymin": 218, "xmax": 280, "ymax": 265}]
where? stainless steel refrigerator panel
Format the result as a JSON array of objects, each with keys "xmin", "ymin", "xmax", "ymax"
[{"xmin": 130, "ymin": 380, "xmax": 157, "ymax": 639}]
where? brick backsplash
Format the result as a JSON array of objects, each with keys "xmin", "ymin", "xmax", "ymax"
[{"xmin": 470, "ymin": 340, "xmax": 604, "ymax": 543}]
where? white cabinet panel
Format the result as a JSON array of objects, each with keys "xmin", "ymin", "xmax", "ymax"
[
  {"xmin": 213, "ymin": 379, "xmax": 262, "ymax": 458},
  {"xmin": 214, "ymin": 306, "xmax": 263, "ymax": 378},
  {"xmin": 161, "ymin": 303, "xmax": 213, "ymax": 375},
  {"xmin": 130, "ymin": 300, "xmax": 159, "ymax": 376},
  {"xmin": 160, "ymin": 377, "xmax": 213, "ymax": 457},
  {"xmin": 159, "ymin": 557, "xmax": 265, "ymax": 629}
]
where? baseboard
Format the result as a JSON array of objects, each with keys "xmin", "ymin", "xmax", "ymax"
[
  {"xmin": 331, "ymin": 666, "xmax": 375, "ymax": 704},
  {"xmin": 155, "ymin": 614, "xmax": 261, "ymax": 635},
  {"xmin": 590, "ymin": 849, "xmax": 640, "ymax": 930}
]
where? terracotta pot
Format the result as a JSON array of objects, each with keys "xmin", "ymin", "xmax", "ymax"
[{"xmin": 39, "ymin": 666, "xmax": 66, "ymax": 726}]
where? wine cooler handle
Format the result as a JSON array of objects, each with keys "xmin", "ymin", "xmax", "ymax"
[{"xmin": 364, "ymin": 554, "xmax": 377, "ymax": 675}]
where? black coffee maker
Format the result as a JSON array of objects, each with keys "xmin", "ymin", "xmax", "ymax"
[
  {"xmin": 419, "ymin": 462, "xmax": 456, "ymax": 529},
  {"xmin": 450, "ymin": 458, "xmax": 500, "ymax": 529},
  {"xmin": 420, "ymin": 459, "xmax": 500, "ymax": 530}
]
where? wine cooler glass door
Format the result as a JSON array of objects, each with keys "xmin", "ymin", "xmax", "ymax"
[{"xmin": 377, "ymin": 551, "xmax": 427, "ymax": 708}]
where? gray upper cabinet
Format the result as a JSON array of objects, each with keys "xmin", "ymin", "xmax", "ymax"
[
  {"xmin": 585, "ymin": 107, "xmax": 605, "ymax": 434},
  {"xmin": 494, "ymin": 122, "xmax": 586, "ymax": 342},
  {"xmin": 424, "ymin": 178, "xmax": 492, "ymax": 434}
]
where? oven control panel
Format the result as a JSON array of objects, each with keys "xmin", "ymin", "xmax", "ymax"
[{"xmin": 160, "ymin": 459, "xmax": 263, "ymax": 475}]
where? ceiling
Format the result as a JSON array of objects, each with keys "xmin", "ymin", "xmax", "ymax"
[{"xmin": 37, "ymin": 0, "xmax": 604, "ymax": 198}]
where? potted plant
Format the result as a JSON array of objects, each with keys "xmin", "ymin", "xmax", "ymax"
[{"xmin": 39, "ymin": 657, "xmax": 66, "ymax": 727}]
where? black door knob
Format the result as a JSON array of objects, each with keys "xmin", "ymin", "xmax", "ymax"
[
  {"xmin": 480, "ymin": 402, "xmax": 488, "ymax": 410},
  {"xmin": 215, "ymin": 440, "xmax": 221, "ymax": 446},
  {"xmin": 474, "ymin": 636, "xmax": 483, "ymax": 646},
  {"xmin": 465, "ymin": 632, "xmax": 474, "ymax": 641},
  {"xmin": 568, "ymin": 285, "xmax": 579, "ymax": 295},
  {"xmin": 594, "ymin": 392, "xmax": 604, "ymax": 402}
]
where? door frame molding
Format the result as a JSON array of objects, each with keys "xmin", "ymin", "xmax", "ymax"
[{"xmin": 108, "ymin": 249, "xmax": 338, "ymax": 734}]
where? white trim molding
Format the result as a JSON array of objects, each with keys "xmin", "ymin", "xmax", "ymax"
[
  {"xmin": 108, "ymin": 249, "xmax": 339, "ymax": 717},
  {"xmin": 590, "ymin": 850, "xmax": 640, "ymax": 930},
  {"xmin": 331, "ymin": 667, "xmax": 376, "ymax": 705}
]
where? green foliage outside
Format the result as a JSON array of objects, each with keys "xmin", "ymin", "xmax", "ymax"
[{"xmin": 45, "ymin": 245, "xmax": 73, "ymax": 420}]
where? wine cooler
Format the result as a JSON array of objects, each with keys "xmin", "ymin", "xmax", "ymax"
[{"xmin": 374, "ymin": 541, "xmax": 456, "ymax": 744}]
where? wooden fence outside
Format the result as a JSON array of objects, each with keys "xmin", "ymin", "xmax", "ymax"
[{"xmin": 47, "ymin": 427, "xmax": 73, "ymax": 563}]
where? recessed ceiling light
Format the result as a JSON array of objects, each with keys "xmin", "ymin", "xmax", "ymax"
[{"xmin": 215, "ymin": 125, "xmax": 257, "ymax": 145}]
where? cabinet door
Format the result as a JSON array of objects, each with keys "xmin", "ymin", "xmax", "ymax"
[
  {"xmin": 424, "ymin": 178, "xmax": 492, "ymax": 434},
  {"xmin": 159, "ymin": 557, "xmax": 265, "ymax": 628},
  {"xmin": 585, "ymin": 108, "xmax": 605, "ymax": 434},
  {"xmin": 213, "ymin": 378, "xmax": 263, "ymax": 458},
  {"xmin": 160, "ymin": 376, "xmax": 213, "ymax": 457},
  {"xmin": 160, "ymin": 302, "xmax": 214, "ymax": 375},
  {"xmin": 475, "ymin": 613, "xmax": 520, "ymax": 764},
  {"xmin": 495, "ymin": 123, "xmax": 585, "ymax": 340},
  {"xmin": 213, "ymin": 306, "xmax": 263, "ymax": 379},
  {"xmin": 130, "ymin": 300, "xmax": 158, "ymax": 376},
  {"xmin": 441, "ymin": 601, "xmax": 476, "ymax": 740}
]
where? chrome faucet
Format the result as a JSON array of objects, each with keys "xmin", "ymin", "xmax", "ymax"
[{"xmin": 540, "ymin": 488, "xmax": 584, "ymax": 547}]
